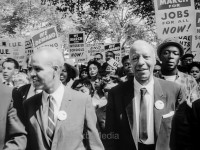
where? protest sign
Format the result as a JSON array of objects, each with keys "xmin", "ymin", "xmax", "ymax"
[
  {"xmin": 25, "ymin": 37, "xmax": 33, "ymax": 56},
  {"xmin": 104, "ymin": 43, "xmax": 121, "ymax": 63},
  {"xmin": 154, "ymin": 0, "xmax": 195, "ymax": 39},
  {"xmin": 68, "ymin": 32, "xmax": 87, "ymax": 63},
  {"xmin": 0, "ymin": 38, "xmax": 26, "ymax": 66},
  {"xmin": 192, "ymin": 10, "xmax": 200, "ymax": 61},
  {"xmin": 85, "ymin": 43, "xmax": 104, "ymax": 61},
  {"xmin": 107, "ymin": 58, "xmax": 119, "ymax": 69},
  {"xmin": 31, "ymin": 26, "xmax": 62, "ymax": 51},
  {"xmin": 178, "ymin": 35, "xmax": 192, "ymax": 54}
]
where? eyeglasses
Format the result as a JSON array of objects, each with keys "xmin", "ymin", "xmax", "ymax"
[
  {"xmin": 94, "ymin": 58, "xmax": 101, "ymax": 61},
  {"xmin": 183, "ymin": 59, "xmax": 193, "ymax": 63}
]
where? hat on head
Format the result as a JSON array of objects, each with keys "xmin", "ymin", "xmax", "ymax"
[
  {"xmin": 180, "ymin": 53, "xmax": 194, "ymax": 61},
  {"xmin": 157, "ymin": 37, "xmax": 184, "ymax": 59}
]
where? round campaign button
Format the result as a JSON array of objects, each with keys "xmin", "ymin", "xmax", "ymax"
[
  {"xmin": 155, "ymin": 100, "xmax": 164, "ymax": 110},
  {"xmin": 57, "ymin": 110, "xmax": 67, "ymax": 121}
]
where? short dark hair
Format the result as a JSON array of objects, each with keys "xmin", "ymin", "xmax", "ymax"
[
  {"xmin": 106, "ymin": 51, "xmax": 115, "ymax": 59},
  {"xmin": 63, "ymin": 63, "xmax": 78, "ymax": 82},
  {"xmin": 122, "ymin": 55, "xmax": 129, "ymax": 64},
  {"xmin": 2, "ymin": 57, "xmax": 19, "ymax": 69},
  {"xmin": 188, "ymin": 62, "xmax": 200, "ymax": 73},
  {"xmin": 95, "ymin": 53, "xmax": 103, "ymax": 59}
]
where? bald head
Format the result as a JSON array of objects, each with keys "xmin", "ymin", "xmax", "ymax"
[
  {"xmin": 29, "ymin": 47, "xmax": 65, "ymax": 93},
  {"xmin": 32, "ymin": 47, "xmax": 64, "ymax": 70},
  {"xmin": 129, "ymin": 40, "xmax": 156, "ymax": 58}
]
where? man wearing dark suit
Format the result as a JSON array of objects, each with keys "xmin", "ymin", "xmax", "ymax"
[
  {"xmin": 104, "ymin": 40, "xmax": 185, "ymax": 150},
  {"xmin": 0, "ymin": 83, "xmax": 27, "ymax": 149},
  {"xmin": 23, "ymin": 47, "xmax": 104, "ymax": 150},
  {"xmin": 190, "ymin": 99, "xmax": 200, "ymax": 149}
]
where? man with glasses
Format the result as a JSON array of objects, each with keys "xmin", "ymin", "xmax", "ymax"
[
  {"xmin": 178, "ymin": 53, "xmax": 195, "ymax": 73},
  {"xmin": 94, "ymin": 53, "xmax": 104, "ymax": 66}
]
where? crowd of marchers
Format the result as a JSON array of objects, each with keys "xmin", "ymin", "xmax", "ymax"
[{"xmin": 0, "ymin": 38, "xmax": 200, "ymax": 150}]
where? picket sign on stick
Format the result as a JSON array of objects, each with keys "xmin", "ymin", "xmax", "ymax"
[{"xmin": 154, "ymin": 0, "xmax": 196, "ymax": 39}]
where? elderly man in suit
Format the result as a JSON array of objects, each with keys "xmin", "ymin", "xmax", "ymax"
[
  {"xmin": 104, "ymin": 40, "xmax": 185, "ymax": 150},
  {"xmin": 23, "ymin": 47, "xmax": 104, "ymax": 150},
  {"xmin": 0, "ymin": 83, "xmax": 27, "ymax": 149}
]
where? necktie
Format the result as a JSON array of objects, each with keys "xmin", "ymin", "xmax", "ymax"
[
  {"xmin": 46, "ymin": 95, "xmax": 56, "ymax": 145},
  {"xmin": 139, "ymin": 88, "xmax": 148, "ymax": 141}
]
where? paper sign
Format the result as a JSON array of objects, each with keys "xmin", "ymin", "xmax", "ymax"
[
  {"xmin": 104, "ymin": 43, "xmax": 121, "ymax": 63},
  {"xmin": 85, "ymin": 43, "xmax": 104, "ymax": 61},
  {"xmin": 192, "ymin": 10, "xmax": 200, "ymax": 61},
  {"xmin": 68, "ymin": 32, "xmax": 87, "ymax": 63},
  {"xmin": 31, "ymin": 26, "xmax": 61, "ymax": 51},
  {"xmin": 154, "ymin": 0, "xmax": 195, "ymax": 39},
  {"xmin": 107, "ymin": 58, "xmax": 119, "ymax": 69},
  {"xmin": 0, "ymin": 38, "xmax": 26, "ymax": 66},
  {"xmin": 178, "ymin": 35, "xmax": 192, "ymax": 54}
]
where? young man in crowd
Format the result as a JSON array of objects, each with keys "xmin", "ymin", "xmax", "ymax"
[
  {"xmin": 118, "ymin": 55, "xmax": 133, "ymax": 82},
  {"xmin": 157, "ymin": 38, "xmax": 199, "ymax": 105},
  {"xmin": 157, "ymin": 38, "xmax": 200, "ymax": 149},
  {"xmin": 2, "ymin": 57, "xmax": 19, "ymax": 87}
]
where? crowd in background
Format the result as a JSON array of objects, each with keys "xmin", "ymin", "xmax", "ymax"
[{"xmin": 1, "ymin": 38, "xmax": 200, "ymax": 150}]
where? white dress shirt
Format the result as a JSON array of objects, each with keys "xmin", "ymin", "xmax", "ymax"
[
  {"xmin": 42, "ymin": 83, "xmax": 64, "ymax": 127},
  {"xmin": 134, "ymin": 77, "xmax": 154, "ymax": 144},
  {"xmin": 2, "ymin": 79, "xmax": 13, "ymax": 87}
]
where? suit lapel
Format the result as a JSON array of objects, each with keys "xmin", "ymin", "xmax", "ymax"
[
  {"xmin": 124, "ymin": 79, "xmax": 138, "ymax": 149},
  {"xmin": 34, "ymin": 93, "xmax": 50, "ymax": 146},
  {"xmin": 153, "ymin": 78, "xmax": 167, "ymax": 139},
  {"xmin": 52, "ymin": 87, "xmax": 72, "ymax": 143}
]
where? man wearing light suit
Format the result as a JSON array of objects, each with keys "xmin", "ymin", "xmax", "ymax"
[
  {"xmin": 23, "ymin": 47, "xmax": 104, "ymax": 150},
  {"xmin": 104, "ymin": 40, "xmax": 185, "ymax": 150},
  {"xmin": 0, "ymin": 83, "xmax": 27, "ymax": 149}
]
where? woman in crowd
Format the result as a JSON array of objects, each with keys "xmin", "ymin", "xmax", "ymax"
[
  {"xmin": 87, "ymin": 60, "xmax": 101, "ymax": 89},
  {"xmin": 72, "ymin": 78, "xmax": 94, "ymax": 96},
  {"xmin": 188, "ymin": 62, "xmax": 200, "ymax": 98},
  {"xmin": 79, "ymin": 66, "xmax": 89, "ymax": 80},
  {"xmin": 188, "ymin": 62, "xmax": 200, "ymax": 84},
  {"xmin": 60, "ymin": 62, "xmax": 79, "ymax": 87}
]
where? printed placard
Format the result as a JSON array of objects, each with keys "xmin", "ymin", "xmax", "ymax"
[
  {"xmin": 0, "ymin": 38, "xmax": 26, "ymax": 66},
  {"xmin": 68, "ymin": 32, "xmax": 87, "ymax": 63},
  {"xmin": 154, "ymin": 0, "xmax": 195, "ymax": 39},
  {"xmin": 31, "ymin": 26, "xmax": 61, "ymax": 51},
  {"xmin": 104, "ymin": 43, "xmax": 121, "ymax": 63},
  {"xmin": 192, "ymin": 10, "xmax": 200, "ymax": 61},
  {"xmin": 107, "ymin": 58, "xmax": 119, "ymax": 69},
  {"xmin": 178, "ymin": 35, "xmax": 192, "ymax": 54},
  {"xmin": 85, "ymin": 43, "xmax": 104, "ymax": 61}
]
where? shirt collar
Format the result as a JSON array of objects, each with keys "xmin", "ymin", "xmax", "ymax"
[
  {"xmin": 159, "ymin": 69, "xmax": 180, "ymax": 79},
  {"xmin": 134, "ymin": 77, "xmax": 154, "ymax": 94},
  {"xmin": 43, "ymin": 82, "xmax": 64, "ymax": 103}
]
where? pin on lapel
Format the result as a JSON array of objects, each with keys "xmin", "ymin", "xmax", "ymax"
[
  {"xmin": 57, "ymin": 110, "xmax": 67, "ymax": 121},
  {"xmin": 155, "ymin": 100, "xmax": 164, "ymax": 110}
]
